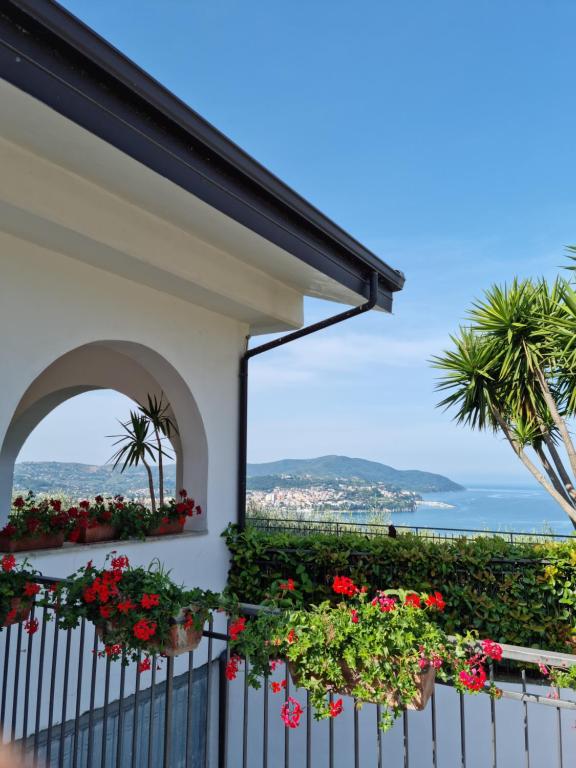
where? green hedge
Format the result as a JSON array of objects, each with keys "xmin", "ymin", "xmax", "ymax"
[{"xmin": 224, "ymin": 525, "xmax": 576, "ymax": 651}]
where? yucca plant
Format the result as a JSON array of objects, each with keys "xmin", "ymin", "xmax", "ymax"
[
  {"xmin": 109, "ymin": 412, "xmax": 161, "ymax": 513},
  {"xmin": 433, "ymin": 274, "xmax": 576, "ymax": 528},
  {"xmin": 137, "ymin": 394, "xmax": 178, "ymax": 507}
]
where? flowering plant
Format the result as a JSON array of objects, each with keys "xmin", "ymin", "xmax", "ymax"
[
  {"xmin": 2, "ymin": 492, "xmax": 73, "ymax": 540},
  {"xmin": 46, "ymin": 553, "xmax": 222, "ymax": 668},
  {"xmin": 153, "ymin": 489, "xmax": 202, "ymax": 528},
  {"xmin": 67, "ymin": 495, "xmax": 121, "ymax": 542},
  {"xmin": 0, "ymin": 553, "xmax": 42, "ymax": 633},
  {"xmin": 227, "ymin": 576, "xmax": 505, "ymax": 731}
]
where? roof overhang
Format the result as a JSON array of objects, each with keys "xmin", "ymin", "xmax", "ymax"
[{"xmin": 0, "ymin": 0, "xmax": 405, "ymax": 314}]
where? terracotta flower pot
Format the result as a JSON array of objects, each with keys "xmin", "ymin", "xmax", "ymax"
[
  {"xmin": 74, "ymin": 524, "xmax": 118, "ymax": 544},
  {"xmin": 148, "ymin": 519, "xmax": 185, "ymax": 537},
  {"xmin": 162, "ymin": 610, "xmax": 205, "ymax": 656},
  {"xmin": 96, "ymin": 608, "xmax": 205, "ymax": 657},
  {"xmin": 0, "ymin": 531, "xmax": 65, "ymax": 553},
  {"xmin": 289, "ymin": 661, "xmax": 435, "ymax": 711},
  {"xmin": 3, "ymin": 598, "xmax": 32, "ymax": 627}
]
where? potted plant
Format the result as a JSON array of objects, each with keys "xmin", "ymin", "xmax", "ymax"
[
  {"xmin": 149, "ymin": 489, "xmax": 202, "ymax": 536},
  {"xmin": 0, "ymin": 493, "xmax": 72, "ymax": 552},
  {"xmin": 227, "ymin": 576, "xmax": 504, "ymax": 731},
  {"xmin": 68, "ymin": 496, "xmax": 121, "ymax": 544},
  {"xmin": 48, "ymin": 553, "xmax": 222, "ymax": 669},
  {"xmin": 0, "ymin": 553, "xmax": 42, "ymax": 633}
]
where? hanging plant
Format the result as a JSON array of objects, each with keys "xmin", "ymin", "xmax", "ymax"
[
  {"xmin": 0, "ymin": 493, "xmax": 73, "ymax": 552},
  {"xmin": 227, "ymin": 576, "xmax": 506, "ymax": 731},
  {"xmin": 46, "ymin": 553, "xmax": 222, "ymax": 669},
  {"xmin": 0, "ymin": 553, "xmax": 42, "ymax": 633}
]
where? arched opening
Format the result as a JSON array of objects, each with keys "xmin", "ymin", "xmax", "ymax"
[{"xmin": 0, "ymin": 342, "xmax": 208, "ymax": 530}]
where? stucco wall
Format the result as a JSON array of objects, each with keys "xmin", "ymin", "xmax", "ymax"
[{"xmin": 0, "ymin": 230, "xmax": 247, "ymax": 592}]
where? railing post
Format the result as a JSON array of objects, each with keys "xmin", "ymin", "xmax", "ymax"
[{"xmin": 163, "ymin": 655, "xmax": 174, "ymax": 768}]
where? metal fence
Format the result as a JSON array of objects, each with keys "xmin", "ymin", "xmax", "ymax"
[
  {"xmin": 0, "ymin": 586, "xmax": 575, "ymax": 767},
  {"xmin": 248, "ymin": 516, "xmax": 572, "ymax": 543}
]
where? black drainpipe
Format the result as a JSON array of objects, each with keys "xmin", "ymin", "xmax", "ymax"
[{"xmin": 237, "ymin": 271, "xmax": 380, "ymax": 529}]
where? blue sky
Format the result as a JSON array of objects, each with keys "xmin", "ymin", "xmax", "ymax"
[{"xmin": 18, "ymin": 0, "xmax": 576, "ymax": 485}]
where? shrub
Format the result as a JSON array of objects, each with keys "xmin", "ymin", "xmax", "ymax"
[{"xmin": 223, "ymin": 525, "xmax": 576, "ymax": 651}]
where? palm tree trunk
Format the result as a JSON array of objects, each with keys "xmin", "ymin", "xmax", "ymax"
[
  {"xmin": 534, "ymin": 444, "xmax": 573, "ymax": 505},
  {"xmin": 535, "ymin": 366, "xmax": 576, "ymax": 477},
  {"xmin": 542, "ymin": 434, "xmax": 576, "ymax": 503},
  {"xmin": 154, "ymin": 427, "xmax": 164, "ymax": 507},
  {"xmin": 490, "ymin": 406, "xmax": 576, "ymax": 528},
  {"xmin": 142, "ymin": 457, "xmax": 157, "ymax": 513}
]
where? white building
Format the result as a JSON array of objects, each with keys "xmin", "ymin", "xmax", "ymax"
[{"xmin": 0, "ymin": 0, "xmax": 404, "ymax": 592}]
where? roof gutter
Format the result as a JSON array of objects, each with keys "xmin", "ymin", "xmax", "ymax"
[{"xmin": 238, "ymin": 271, "xmax": 379, "ymax": 529}]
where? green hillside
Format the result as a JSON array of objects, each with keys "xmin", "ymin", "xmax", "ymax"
[{"xmin": 247, "ymin": 455, "xmax": 462, "ymax": 493}]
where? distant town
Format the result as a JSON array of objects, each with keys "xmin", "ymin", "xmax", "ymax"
[{"xmin": 247, "ymin": 477, "xmax": 419, "ymax": 514}]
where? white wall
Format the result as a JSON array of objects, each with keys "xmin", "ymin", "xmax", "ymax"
[{"xmin": 0, "ymin": 230, "xmax": 247, "ymax": 592}]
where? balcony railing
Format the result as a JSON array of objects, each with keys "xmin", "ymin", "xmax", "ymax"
[
  {"xmin": 0, "ymin": 583, "xmax": 574, "ymax": 767},
  {"xmin": 248, "ymin": 516, "xmax": 571, "ymax": 543}
]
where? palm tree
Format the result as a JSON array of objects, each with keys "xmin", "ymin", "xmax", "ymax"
[
  {"xmin": 109, "ymin": 412, "xmax": 159, "ymax": 512},
  {"xmin": 137, "ymin": 394, "xmax": 178, "ymax": 507},
  {"xmin": 432, "ymin": 277, "xmax": 576, "ymax": 528}
]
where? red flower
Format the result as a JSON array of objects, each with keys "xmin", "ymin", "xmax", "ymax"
[
  {"xmin": 23, "ymin": 582, "xmax": 41, "ymax": 597},
  {"xmin": 26, "ymin": 518, "xmax": 40, "ymax": 534},
  {"xmin": 1, "ymin": 524, "xmax": 16, "ymax": 536},
  {"xmin": 138, "ymin": 657, "xmax": 152, "ymax": 673},
  {"xmin": 459, "ymin": 661, "xmax": 487, "ymax": 692},
  {"xmin": 13, "ymin": 497, "xmax": 25, "ymax": 509},
  {"xmin": 117, "ymin": 599, "xmax": 136, "ymax": 614},
  {"xmin": 79, "ymin": 500, "xmax": 90, "ymax": 510},
  {"xmin": 286, "ymin": 629, "xmax": 297, "ymax": 644},
  {"xmin": 110, "ymin": 556, "xmax": 129, "ymax": 570},
  {"xmin": 350, "ymin": 609, "xmax": 359, "ymax": 624},
  {"xmin": 99, "ymin": 605, "xmax": 112, "ymax": 619},
  {"xmin": 141, "ymin": 593, "xmax": 160, "ymax": 609},
  {"xmin": 179, "ymin": 489, "xmax": 188, "ymax": 498},
  {"xmin": 425, "ymin": 592, "xmax": 446, "ymax": 611},
  {"xmin": 5, "ymin": 608, "xmax": 18, "ymax": 624},
  {"xmin": 279, "ymin": 579, "xmax": 295, "ymax": 592},
  {"xmin": 481, "ymin": 639, "xmax": 503, "ymax": 662},
  {"xmin": 225, "ymin": 655, "xmax": 242, "ymax": 681},
  {"xmin": 104, "ymin": 643, "xmax": 123, "ymax": 658},
  {"xmin": 24, "ymin": 618, "xmax": 39, "ymax": 635},
  {"xmin": 329, "ymin": 698, "xmax": 344, "ymax": 718},
  {"xmin": 229, "ymin": 617, "xmax": 247, "ymax": 641},
  {"xmin": 280, "ymin": 697, "xmax": 303, "ymax": 729},
  {"xmin": 404, "ymin": 593, "xmax": 421, "ymax": 608},
  {"xmin": 332, "ymin": 576, "xmax": 358, "ymax": 596},
  {"xmin": 68, "ymin": 528, "xmax": 81, "ymax": 543},
  {"xmin": 95, "ymin": 496, "xmax": 104, "ymax": 504},
  {"xmin": 83, "ymin": 586, "xmax": 97, "ymax": 603},
  {"xmin": 133, "ymin": 619, "xmax": 157, "ymax": 641},
  {"xmin": 49, "ymin": 499, "xmax": 62, "ymax": 512},
  {"xmin": 1, "ymin": 555, "xmax": 16, "ymax": 573},
  {"xmin": 270, "ymin": 679, "xmax": 287, "ymax": 693}
]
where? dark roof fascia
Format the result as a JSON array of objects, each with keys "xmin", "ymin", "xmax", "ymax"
[{"xmin": 0, "ymin": 0, "xmax": 405, "ymax": 310}]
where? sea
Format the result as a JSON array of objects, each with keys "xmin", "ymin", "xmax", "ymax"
[{"xmin": 385, "ymin": 486, "xmax": 574, "ymax": 536}]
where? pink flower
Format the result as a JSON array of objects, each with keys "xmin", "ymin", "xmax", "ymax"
[{"xmin": 481, "ymin": 639, "xmax": 503, "ymax": 662}]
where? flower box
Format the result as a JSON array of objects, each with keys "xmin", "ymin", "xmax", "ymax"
[
  {"xmin": 2, "ymin": 597, "xmax": 32, "ymax": 627},
  {"xmin": 74, "ymin": 524, "xmax": 118, "ymax": 545},
  {"xmin": 148, "ymin": 519, "xmax": 185, "ymax": 537},
  {"xmin": 97, "ymin": 608, "xmax": 204, "ymax": 656},
  {"xmin": 288, "ymin": 661, "xmax": 435, "ymax": 710},
  {"xmin": 0, "ymin": 531, "xmax": 65, "ymax": 553}
]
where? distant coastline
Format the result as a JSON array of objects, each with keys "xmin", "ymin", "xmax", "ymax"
[{"xmin": 415, "ymin": 499, "xmax": 456, "ymax": 510}]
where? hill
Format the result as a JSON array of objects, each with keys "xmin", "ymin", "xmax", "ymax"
[
  {"xmin": 13, "ymin": 456, "xmax": 462, "ymax": 497},
  {"xmin": 247, "ymin": 455, "xmax": 462, "ymax": 493}
]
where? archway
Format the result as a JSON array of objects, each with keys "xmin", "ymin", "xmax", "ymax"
[{"xmin": 0, "ymin": 342, "xmax": 208, "ymax": 529}]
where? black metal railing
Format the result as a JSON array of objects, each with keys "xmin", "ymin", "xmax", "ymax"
[
  {"xmin": 248, "ymin": 516, "xmax": 572, "ymax": 543},
  {"xmin": 0, "ymin": 587, "xmax": 575, "ymax": 767}
]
